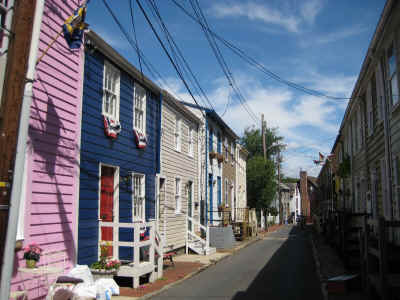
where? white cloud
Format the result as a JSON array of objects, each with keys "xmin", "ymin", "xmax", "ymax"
[
  {"xmin": 299, "ymin": 25, "xmax": 368, "ymax": 47},
  {"xmin": 300, "ymin": 0, "xmax": 324, "ymax": 24},
  {"xmin": 210, "ymin": 0, "xmax": 325, "ymax": 33},
  {"xmin": 211, "ymin": 2, "xmax": 301, "ymax": 33},
  {"xmin": 160, "ymin": 71, "xmax": 349, "ymax": 177}
]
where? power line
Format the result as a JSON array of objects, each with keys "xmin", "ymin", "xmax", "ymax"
[
  {"xmin": 129, "ymin": 0, "xmax": 143, "ymax": 79},
  {"xmin": 171, "ymin": 0, "xmax": 350, "ymax": 102},
  {"xmin": 144, "ymin": 0, "xmax": 215, "ymax": 111},
  {"xmin": 189, "ymin": 0, "xmax": 260, "ymax": 123},
  {"xmin": 102, "ymin": 0, "xmax": 204, "ymax": 116},
  {"xmin": 135, "ymin": 0, "xmax": 207, "ymax": 117}
]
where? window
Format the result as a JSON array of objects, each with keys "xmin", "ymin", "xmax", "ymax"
[
  {"xmin": 217, "ymin": 134, "xmax": 222, "ymax": 154},
  {"xmin": 0, "ymin": 0, "xmax": 9, "ymax": 49},
  {"xmin": 231, "ymin": 142, "xmax": 235, "ymax": 165},
  {"xmin": 134, "ymin": 83, "xmax": 146, "ymax": 133},
  {"xmin": 175, "ymin": 178, "xmax": 181, "ymax": 213},
  {"xmin": 133, "ymin": 174, "xmax": 145, "ymax": 221},
  {"xmin": 225, "ymin": 138, "xmax": 229, "ymax": 160},
  {"xmin": 103, "ymin": 61, "xmax": 120, "ymax": 120},
  {"xmin": 188, "ymin": 127, "xmax": 194, "ymax": 156},
  {"xmin": 388, "ymin": 44, "xmax": 399, "ymax": 106},
  {"xmin": 209, "ymin": 129, "xmax": 213, "ymax": 152},
  {"xmin": 175, "ymin": 117, "xmax": 181, "ymax": 151}
]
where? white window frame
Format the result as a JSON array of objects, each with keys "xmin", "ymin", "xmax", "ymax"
[
  {"xmin": 367, "ymin": 81, "xmax": 374, "ymax": 136},
  {"xmin": 134, "ymin": 83, "xmax": 147, "ymax": 134},
  {"xmin": 132, "ymin": 173, "xmax": 146, "ymax": 222},
  {"xmin": 231, "ymin": 142, "xmax": 235, "ymax": 166},
  {"xmin": 188, "ymin": 127, "xmax": 194, "ymax": 157},
  {"xmin": 102, "ymin": 60, "xmax": 120, "ymax": 121},
  {"xmin": 175, "ymin": 177, "xmax": 181, "ymax": 214},
  {"xmin": 175, "ymin": 117, "xmax": 182, "ymax": 152}
]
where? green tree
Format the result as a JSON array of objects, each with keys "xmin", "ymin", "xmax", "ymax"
[
  {"xmin": 240, "ymin": 126, "xmax": 284, "ymax": 160},
  {"xmin": 246, "ymin": 156, "xmax": 276, "ymax": 209}
]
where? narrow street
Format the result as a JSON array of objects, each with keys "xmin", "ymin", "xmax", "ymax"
[{"xmin": 151, "ymin": 225, "xmax": 324, "ymax": 300}]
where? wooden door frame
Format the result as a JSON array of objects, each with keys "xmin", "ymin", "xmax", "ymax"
[{"xmin": 98, "ymin": 163, "xmax": 120, "ymax": 259}]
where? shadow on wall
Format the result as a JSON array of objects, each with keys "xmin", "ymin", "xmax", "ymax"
[{"xmin": 27, "ymin": 72, "xmax": 80, "ymax": 264}]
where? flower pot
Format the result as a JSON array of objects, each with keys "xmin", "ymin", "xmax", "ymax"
[
  {"xmin": 90, "ymin": 268, "xmax": 117, "ymax": 281},
  {"xmin": 26, "ymin": 259, "xmax": 37, "ymax": 269}
]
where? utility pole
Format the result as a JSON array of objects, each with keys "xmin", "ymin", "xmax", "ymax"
[
  {"xmin": 278, "ymin": 150, "xmax": 282, "ymax": 224},
  {"xmin": 261, "ymin": 114, "xmax": 266, "ymax": 160}
]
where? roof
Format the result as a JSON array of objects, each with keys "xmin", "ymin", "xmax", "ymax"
[
  {"xmin": 162, "ymin": 90, "xmax": 202, "ymax": 124},
  {"xmin": 86, "ymin": 30, "xmax": 161, "ymax": 95},
  {"xmin": 180, "ymin": 101, "xmax": 239, "ymax": 140}
]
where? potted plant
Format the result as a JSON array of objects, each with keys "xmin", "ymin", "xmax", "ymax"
[
  {"xmin": 209, "ymin": 151, "xmax": 218, "ymax": 160},
  {"xmin": 217, "ymin": 153, "xmax": 224, "ymax": 163},
  {"xmin": 90, "ymin": 241, "xmax": 121, "ymax": 280},
  {"xmin": 23, "ymin": 243, "xmax": 43, "ymax": 268}
]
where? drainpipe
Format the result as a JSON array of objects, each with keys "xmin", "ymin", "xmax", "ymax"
[{"xmin": 0, "ymin": 1, "xmax": 44, "ymax": 299}]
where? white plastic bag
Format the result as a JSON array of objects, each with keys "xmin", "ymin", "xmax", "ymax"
[
  {"xmin": 73, "ymin": 282, "xmax": 97, "ymax": 298},
  {"xmin": 67, "ymin": 265, "xmax": 95, "ymax": 285},
  {"xmin": 95, "ymin": 278, "xmax": 120, "ymax": 296}
]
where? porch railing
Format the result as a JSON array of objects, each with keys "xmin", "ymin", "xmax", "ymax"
[{"xmin": 186, "ymin": 216, "xmax": 210, "ymax": 254}]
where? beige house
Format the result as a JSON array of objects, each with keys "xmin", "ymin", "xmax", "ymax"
[{"xmin": 158, "ymin": 91, "xmax": 202, "ymax": 251}]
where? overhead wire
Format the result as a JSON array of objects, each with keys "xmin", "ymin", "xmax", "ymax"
[
  {"xmin": 171, "ymin": 0, "xmax": 350, "ymax": 102},
  {"xmin": 129, "ymin": 0, "xmax": 143, "ymax": 79},
  {"xmin": 135, "ymin": 0, "xmax": 207, "ymax": 118},
  {"xmin": 144, "ymin": 0, "xmax": 215, "ymax": 111},
  {"xmin": 189, "ymin": 0, "xmax": 260, "ymax": 123},
  {"xmin": 102, "ymin": 0, "xmax": 206, "ymax": 117}
]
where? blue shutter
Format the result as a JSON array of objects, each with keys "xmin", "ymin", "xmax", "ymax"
[
  {"xmin": 209, "ymin": 129, "xmax": 213, "ymax": 152},
  {"xmin": 217, "ymin": 134, "xmax": 221, "ymax": 153}
]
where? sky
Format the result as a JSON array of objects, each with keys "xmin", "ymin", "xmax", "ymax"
[{"xmin": 86, "ymin": 0, "xmax": 386, "ymax": 178}]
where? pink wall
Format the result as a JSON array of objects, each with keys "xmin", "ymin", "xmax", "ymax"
[{"xmin": 10, "ymin": 1, "xmax": 83, "ymax": 298}]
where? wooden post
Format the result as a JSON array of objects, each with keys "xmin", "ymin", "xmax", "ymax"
[
  {"xmin": 133, "ymin": 223, "xmax": 140, "ymax": 288},
  {"xmin": 185, "ymin": 215, "xmax": 189, "ymax": 255},
  {"xmin": 149, "ymin": 222, "xmax": 156, "ymax": 283}
]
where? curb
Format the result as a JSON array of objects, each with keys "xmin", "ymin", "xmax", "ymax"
[{"xmin": 309, "ymin": 230, "xmax": 328, "ymax": 300}]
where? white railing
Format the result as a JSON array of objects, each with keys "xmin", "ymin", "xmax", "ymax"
[
  {"xmin": 100, "ymin": 220, "xmax": 164, "ymax": 284},
  {"xmin": 186, "ymin": 216, "xmax": 210, "ymax": 254}
]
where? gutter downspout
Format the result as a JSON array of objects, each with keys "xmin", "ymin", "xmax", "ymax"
[{"xmin": 0, "ymin": 1, "xmax": 44, "ymax": 299}]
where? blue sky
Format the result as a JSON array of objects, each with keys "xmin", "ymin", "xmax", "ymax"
[{"xmin": 86, "ymin": 0, "xmax": 385, "ymax": 177}]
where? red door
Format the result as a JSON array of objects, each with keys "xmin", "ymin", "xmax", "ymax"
[{"xmin": 100, "ymin": 166, "xmax": 114, "ymax": 257}]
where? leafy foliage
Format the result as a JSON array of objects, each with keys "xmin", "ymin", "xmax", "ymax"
[
  {"xmin": 337, "ymin": 154, "xmax": 351, "ymax": 178},
  {"xmin": 241, "ymin": 126, "xmax": 284, "ymax": 211}
]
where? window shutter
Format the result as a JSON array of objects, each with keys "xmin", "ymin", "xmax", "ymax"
[
  {"xmin": 366, "ymin": 82, "xmax": 373, "ymax": 135},
  {"xmin": 376, "ymin": 62, "xmax": 385, "ymax": 121}
]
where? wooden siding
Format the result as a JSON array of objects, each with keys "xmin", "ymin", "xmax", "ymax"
[
  {"xmin": 160, "ymin": 101, "xmax": 199, "ymax": 250},
  {"xmin": 10, "ymin": 1, "xmax": 84, "ymax": 298},
  {"xmin": 222, "ymin": 137, "xmax": 236, "ymax": 210},
  {"xmin": 78, "ymin": 50, "xmax": 160, "ymax": 265}
]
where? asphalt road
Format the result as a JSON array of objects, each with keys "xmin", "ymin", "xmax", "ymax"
[{"xmin": 151, "ymin": 225, "xmax": 324, "ymax": 300}]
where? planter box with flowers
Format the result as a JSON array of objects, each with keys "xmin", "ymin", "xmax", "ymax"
[
  {"xmin": 90, "ymin": 241, "xmax": 120, "ymax": 280},
  {"xmin": 23, "ymin": 243, "xmax": 43, "ymax": 268},
  {"xmin": 209, "ymin": 151, "xmax": 218, "ymax": 160},
  {"xmin": 217, "ymin": 153, "xmax": 224, "ymax": 163}
]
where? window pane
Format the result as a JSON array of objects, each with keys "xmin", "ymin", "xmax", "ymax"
[
  {"xmin": 391, "ymin": 74, "xmax": 399, "ymax": 105},
  {"xmin": 389, "ymin": 53, "xmax": 397, "ymax": 77}
]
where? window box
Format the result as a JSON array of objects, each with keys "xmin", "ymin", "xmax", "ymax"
[
  {"xmin": 209, "ymin": 151, "xmax": 218, "ymax": 160},
  {"xmin": 217, "ymin": 153, "xmax": 224, "ymax": 163}
]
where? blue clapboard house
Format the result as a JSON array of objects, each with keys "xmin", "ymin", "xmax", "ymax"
[{"xmin": 77, "ymin": 30, "xmax": 162, "ymax": 268}]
